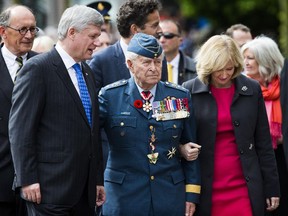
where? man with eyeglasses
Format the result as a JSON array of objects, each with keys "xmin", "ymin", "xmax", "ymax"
[
  {"xmin": 159, "ymin": 19, "xmax": 197, "ymax": 85},
  {"xmin": 0, "ymin": 5, "xmax": 38, "ymax": 216}
]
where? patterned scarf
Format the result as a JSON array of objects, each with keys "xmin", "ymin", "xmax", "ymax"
[{"xmin": 260, "ymin": 76, "xmax": 282, "ymax": 149}]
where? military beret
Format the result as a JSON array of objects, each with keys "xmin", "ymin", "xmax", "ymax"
[
  {"xmin": 87, "ymin": 1, "xmax": 111, "ymax": 21},
  {"xmin": 127, "ymin": 33, "xmax": 163, "ymax": 59}
]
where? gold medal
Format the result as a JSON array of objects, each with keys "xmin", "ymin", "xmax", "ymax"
[{"xmin": 147, "ymin": 152, "xmax": 159, "ymax": 164}]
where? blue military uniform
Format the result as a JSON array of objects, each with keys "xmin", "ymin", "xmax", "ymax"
[{"xmin": 99, "ymin": 78, "xmax": 200, "ymax": 215}]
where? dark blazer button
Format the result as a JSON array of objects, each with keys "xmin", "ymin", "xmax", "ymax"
[
  {"xmin": 233, "ymin": 120, "xmax": 240, "ymax": 127},
  {"xmin": 0, "ymin": 117, "xmax": 3, "ymax": 120},
  {"xmin": 245, "ymin": 176, "xmax": 250, "ymax": 182},
  {"xmin": 239, "ymin": 149, "xmax": 244, "ymax": 154}
]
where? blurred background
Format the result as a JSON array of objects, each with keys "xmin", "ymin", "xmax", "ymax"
[{"xmin": 1, "ymin": 0, "xmax": 287, "ymax": 57}]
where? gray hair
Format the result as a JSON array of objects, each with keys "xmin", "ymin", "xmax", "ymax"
[
  {"xmin": 0, "ymin": 5, "xmax": 34, "ymax": 27},
  {"xmin": 241, "ymin": 35, "xmax": 284, "ymax": 82},
  {"xmin": 126, "ymin": 51, "xmax": 139, "ymax": 63},
  {"xmin": 125, "ymin": 50, "xmax": 164, "ymax": 68},
  {"xmin": 58, "ymin": 5, "xmax": 104, "ymax": 41}
]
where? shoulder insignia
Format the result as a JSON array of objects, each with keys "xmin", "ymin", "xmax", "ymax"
[
  {"xmin": 104, "ymin": 79, "xmax": 127, "ymax": 90},
  {"xmin": 164, "ymin": 81, "xmax": 188, "ymax": 92}
]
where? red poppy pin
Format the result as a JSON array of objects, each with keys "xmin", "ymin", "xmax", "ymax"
[{"xmin": 134, "ymin": 100, "xmax": 143, "ymax": 109}]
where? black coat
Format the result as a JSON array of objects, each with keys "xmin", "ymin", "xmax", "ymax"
[
  {"xmin": 0, "ymin": 48, "xmax": 37, "ymax": 202},
  {"xmin": 177, "ymin": 50, "xmax": 197, "ymax": 85},
  {"xmin": 183, "ymin": 75, "xmax": 280, "ymax": 216},
  {"xmin": 280, "ymin": 58, "xmax": 288, "ymax": 169},
  {"xmin": 9, "ymin": 48, "xmax": 103, "ymax": 207}
]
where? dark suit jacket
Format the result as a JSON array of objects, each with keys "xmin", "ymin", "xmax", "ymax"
[
  {"xmin": 177, "ymin": 50, "xmax": 197, "ymax": 85},
  {"xmin": 280, "ymin": 58, "xmax": 288, "ymax": 169},
  {"xmin": 183, "ymin": 75, "xmax": 280, "ymax": 216},
  {"xmin": 9, "ymin": 48, "xmax": 103, "ymax": 207},
  {"xmin": 89, "ymin": 40, "xmax": 168, "ymax": 88},
  {"xmin": 0, "ymin": 48, "xmax": 37, "ymax": 202}
]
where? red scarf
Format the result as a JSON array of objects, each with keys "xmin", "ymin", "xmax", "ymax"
[{"xmin": 261, "ymin": 76, "xmax": 282, "ymax": 148}]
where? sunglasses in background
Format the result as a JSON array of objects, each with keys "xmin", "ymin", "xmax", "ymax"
[{"xmin": 156, "ymin": 32, "xmax": 180, "ymax": 40}]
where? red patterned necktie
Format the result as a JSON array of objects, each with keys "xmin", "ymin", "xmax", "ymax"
[
  {"xmin": 141, "ymin": 91, "xmax": 152, "ymax": 101},
  {"xmin": 141, "ymin": 91, "xmax": 153, "ymax": 112}
]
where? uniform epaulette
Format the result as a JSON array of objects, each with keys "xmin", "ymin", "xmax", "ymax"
[
  {"xmin": 164, "ymin": 81, "xmax": 188, "ymax": 92},
  {"xmin": 104, "ymin": 79, "xmax": 128, "ymax": 90}
]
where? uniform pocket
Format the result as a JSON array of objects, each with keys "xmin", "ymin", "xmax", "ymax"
[
  {"xmin": 107, "ymin": 116, "xmax": 137, "ymax": 147},
  {"xmin": 104, "ymin": 168, "xmax": 126, "ymax": 185},
  {"xmin": 170, "ymin": 169, "xmax": 185, "ymax": 184}
]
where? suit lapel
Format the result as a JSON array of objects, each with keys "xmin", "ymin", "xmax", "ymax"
[
  {"xmin": 0, "ymin": 49, "xmax": 14, "ymax": 102},
  {"xmin": 50, "ymin": 49, "xmax": 89, "ymax": 127},
  {"xmin": 114, "ymin": 42, "xmax": 131, "ymax": 80}
]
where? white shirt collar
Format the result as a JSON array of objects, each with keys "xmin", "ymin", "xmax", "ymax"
[
  {"xmin": 2, "ymin": 45, "xmax": 27, "ymax": 68},
  {"xmin": 169, "ymin": 53, "xmax": 180, "ymax": 68},
  {"xmin": 55, "ymin": 42, "xmax": 79, "ymax": 69},
  {"xmin": 120, "ymin": 37, "xmax": 129, "ymax": 59}
]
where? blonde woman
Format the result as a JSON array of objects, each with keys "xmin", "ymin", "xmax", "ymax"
[{"xmin": 182, "ymin": 35, "xmax": 280, "ymax": 216}]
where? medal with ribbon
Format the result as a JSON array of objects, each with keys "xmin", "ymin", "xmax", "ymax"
[
  {"xmin": 141, "ymin": 91, "xmax": 153, "ymax": 112},
  {"xmin": 152, "ymin": 96, "xmax": 190, "ymax": 121},
  {"xmin": 147, "ymin": 125, "xmax": 159, "ymax": 164}
]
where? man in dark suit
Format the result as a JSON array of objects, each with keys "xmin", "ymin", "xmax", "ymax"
[
  {"xmin": 9, "ymin": 5, "xmax": 105, "ymax": 215},
  {"xmin": 89, "ymin": 0, "xmax": 167, "ymax": 89},
  {"xmin": 0, "ymin": 5, "xmax": 38, "ymax": 216},
  {"xmin": 159, "ymin": 19, "xmax": 197, "ymax": 85},
  {"xmin": 99, "ymin": 33, "xmax": 201, "ymax": 216}
]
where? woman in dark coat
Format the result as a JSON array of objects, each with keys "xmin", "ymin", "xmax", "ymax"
[
  {"xmin": 242, "ymin": 35, "xmax": 288, "ymax": 216},
  {"xmin": 181, "ymin": 35, "xmax": 280, "ymax": 216}
]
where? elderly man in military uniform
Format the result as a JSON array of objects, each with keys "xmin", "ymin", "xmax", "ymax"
[{"xmin": 98, "ymin": 33, "xmax": 201, "ymax": 216}]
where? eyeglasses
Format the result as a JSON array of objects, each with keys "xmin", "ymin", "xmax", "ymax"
[
  {"xmin": 156, "ymin": 32, "xmax": 180, "ymax": 40},
  {"xmin": 6, "ymin": 26, "xmax": 39, "ymax": 35}
]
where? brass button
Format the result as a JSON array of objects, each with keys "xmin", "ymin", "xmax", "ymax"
[
  {"xmin": 173, "ymin": 124, "xmax": 177, "ymax": 128},
  {"xmin": 149, "ymin": 125, "xmax": 153, "ymax": 130},
  {"xmin": 120, "ymin": 122, "xmax": 124, "ymax": 126},
  {"xmin": 150, "ymin": 176, "xmax": 154, "ymax": 180}
]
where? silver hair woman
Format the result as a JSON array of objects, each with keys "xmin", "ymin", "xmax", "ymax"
[
  {"xmin": 242, "ymin": 35, "xmax": 288, "ymax": 215},
  {"xmin": 241, "ymin": 35, "xmax": 284, "ymax": 84}
]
